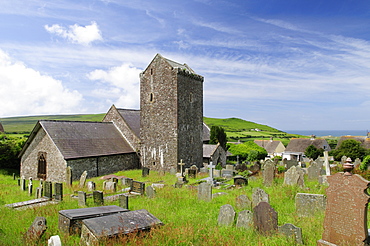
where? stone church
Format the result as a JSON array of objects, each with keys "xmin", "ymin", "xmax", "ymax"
[{"xmin": 19, "ymin": 54, "xmax": 210, "ymax": 182}]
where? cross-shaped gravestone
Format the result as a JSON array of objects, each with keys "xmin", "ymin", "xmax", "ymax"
[
  {"xmin": 208, "ymin": 162, "xmax": 215, "ymax": 184},
  {"xmin": 178, "ymin": 159, "xmax": 185, "ymax": 176}
]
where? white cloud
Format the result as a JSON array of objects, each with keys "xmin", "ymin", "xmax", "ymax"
[
  {"xmin": 87, "ymin": 63, "xmax": 141, "ymax": 109},
  {"xmin": 45, "ymin": 21, "xmax": 103, "ymax": 45},
  {"xmin": 0, "ymin": 49, "xmax": 83, "ymax": 117}
]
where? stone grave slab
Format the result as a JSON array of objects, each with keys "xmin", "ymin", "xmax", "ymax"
[
  {"xmin": 80, "ymin": 209, "xmax": 163, "ymax": 245},
  {"xmin": 58, "ymin": 205, "xmax": 128, "ymax": 236},
  {"xmin": 278, "ymin": 223, "xmax": 303, "ymax": 244},
  {"xmin": 253, "ymin": 201, "xmax": 278, "ymax": 235},
  {"xmin": 318, "ymin": 171, "xmax": 370, "ymax": 245},
  {"xmin": 217, "ymin": 204, "xmax": 235, "ymax": 227},
  {"xmin": 295, "ymin": 193, "xmax": 326, "ymax": 217},
  {"xmin": 235, "ymin": 195, "xmax": 252, "ymax": 210},
  {"xmin": 307, "ymin": 161, "xmax": 320, "ymax": 180},
  {"xmin": 130, "ymin": 180, "xmax": 145, "ymax": 195},
  {"xmin": 198, "ymin": 182, "xmax": 212, "ymax": 202},
  {"xmin": 263, "ymin": 160, "xmax": 275, "ymax": 187},
  {"xmin": 5, "ymin": 197, "xmax": 51, "ymax": 209},
  {"xmin": 252, "ymin": 188, "xmax": 269, "ymax": 207},
  {"xmin": 284, "ymin": 166, "xmax": 304, "ymax": 187},
  {"xmin": 236, "ymin": 210, "xmax": 253, "ymax": 229},
  {"xmin": 24, "ymin": 216, "xmax": 47, "ymax": 243},
  {"xmin": 221, "ymin": 169, "xmax": 234, "ymax": 178}
]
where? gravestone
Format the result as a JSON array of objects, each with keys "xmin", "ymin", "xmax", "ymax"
[
  {"xmin": 252, "ymin": 188, "xmax": 269, "ymax": 207},
  {"xmin": 236, "ymin": 210, "xmax": 253, "ymax": 229},
  {"xmin": 323, "ymin": 151, "xmax": 331, "ymax": 176},
  {"xmin": 188, "ymin": 169, "xmax": 197, "ymax": 179},
  {"xmin": 286, "ymin": 160, "xmax": 298, "ymax": 170},
  {"xmin": 130, "ymin": 180, "xmax": 145, "ymax": 195},
  {"xmin": 142, "ymin": 167, "xmax": 150, "ymax": 177},
  {"xmin": 226, "ymin": 164, "xmax": 234, "ymax": 170},
  {"xmin": 236, "ymin": 194, "xmax": 252, "ymax": 210},
  {"xmin": 146, "ymin": 186, "xmax": 156, "ymax": 198},
  {"xmin": 213, "ymin": 169, "xmax": 221, "ymax": 178},
  {"xmin": 318, "ymin": 164, "xmax": 370, "ymax": 245},
  {"xmin": 217, "ymin": 204, "xmax": 235, "ymax": 227},
  {"xmin": 44, "ymin": 181, "xmax": 53, "ymax": 198},
  {"xmin": 341, "ymin": 155, "xmax": 347, "ymax": 164},
  {"xmin": 253, "ymin": 201, "xmax": 278, "ymax": 235},
  {"xmin": 93, "ymin": 191, "xmax": 104, "ymax": 206},
  {"xmin": 198, "ymin": 182, "xmax": 212, "ymax": 202},
  {"xmin": 119, "ymin": 194, "xmax": 129, "ymax": 209},
  {"xmin": 24, "ymin": 217, "xmax": 47, "ymax": 242},
  {"xmin": 54, "ymin": 183, "xmax": 63, "ymax": 201},
  {"xmin": 284, "ymin": 166, "xmax": 304, "ymax": 187},
  {"xmin": 221, "ymin": 169, "xmax": 234, "ymax": 178},
  {"xmin": 178, "ymin": 159, "xmax": 185, "ymax": 176},
  {"xmin": 307, "ymin": 161, "xmax": 320, "ymax": 180},
  {"xmin": 199, "ymin": 167, "xmax": 208, "ymax": 173},
  {"xmin": 263, "ymin": 160, "xmax": 275, "ymax": 187},
  {"xmin": 79, "ymin": 171, "xmax": 88, "ymax": 188},
  {"xmin": 121, "ymin": 177, "xmax": 132, "ymax": 186},
  {"xmin": 354, "ymin": 158, "xmax": 361, "ymax": 168},
  {"xmin": 208, "ymin": 162, "xmax": 215, "ymax": 184},
  {"xmin": 36, "ymin": 187, "xmax": 43, "ymax": 199},
  {"xmin": 48, "ymin": 235, "xmax": 62, "ymax": 246},
  {"xmin": 86, "ymin": 181, "xmax": 95, "ymax": 192},
  {"xmin": 78, "ymin": 191, "xmax": 86, "ymax": 207},
  {"xmin": 169, "ymin": 167, "xmax": 176, "ymax": 175},
  {"xmin": 103, "ymin": 181, "xmax": 116, "ymax": 192},
  {"xmin": 295, "ymin": 193, "xmax": 326, "ymax": 217},
  {"xmin": 66, "ymin": 166, "xmax": 72, "ymax": 186},
  {"xmin": 59, "ymin": 205, "xmax": 128, "ymax": 236},
  {"xmin": 234, "ymin": 176, "xmax": 248, "ymax": 186},
  {"xmin": 28, "ymin": 178, "xmax": 33, "ymax": 196},
  {"xmin": 20, "ymin": 177, "xmax": 26, "ymax": 191},
  {"xmin": 278, "ymin": 223, "xmax": 303, "ymax": 244},
  {"xmin": 80, "ymin": 209, "xmax": 163, "ymax": 245}
]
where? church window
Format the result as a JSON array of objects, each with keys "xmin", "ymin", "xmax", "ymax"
[{"xmin": 37, "ymin": 152, "xmax": 47, "ymax": 179}]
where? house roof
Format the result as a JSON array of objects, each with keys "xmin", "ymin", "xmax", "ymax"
[
  {"xmin": 203, "ymin": 123, "xmax": 210, "ymax": 142},
  {"xmin": 203, "ymin": 144, "xmax": 232, "ymax": 158},
  {"xmin": 254, "ymin": 140, "xmax": 284, "ymax": 153},
  {"xmin": 116, "ymin": 108, "xmax": 141, "ymax": 138},
  {"xmin": 285, "ymin": 138, "xmax": 331, "ymax": 153},
  {"xmin": 20, "ymin": 120, "xmax": 135, "ymax": 160},
  {"xmin": 336, "ymin": 136, "xmax": 370, "ymax": 149}
]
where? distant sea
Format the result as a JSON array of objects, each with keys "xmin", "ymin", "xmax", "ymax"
[{"xmin": 284, "ymin": 130, "xmax": 368, "ymax": 137}]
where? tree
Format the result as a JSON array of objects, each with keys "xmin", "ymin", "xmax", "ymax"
[
  {"xmin": 0, "ymin": 134, "xmax": 25, "ymax": 170},
  {"xmin": 304, "ymin": 145, "xmax": 324, "ymax": 160},
  {"xmin": 209, "ymin": 126, "xmax": 227, "ymax": 150},
  {"xmin": 227, "ymin": 141, "xmax": 267, "ymax": 162},
  {"xmin": 329, "ymin": 139, "xmax": 367, "ymax": 161}
]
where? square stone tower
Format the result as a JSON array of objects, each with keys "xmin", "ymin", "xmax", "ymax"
[{"xmin": 140, "ymin": 54, "xmax": 204, "ymax": 171}]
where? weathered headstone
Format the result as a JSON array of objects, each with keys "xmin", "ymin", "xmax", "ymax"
[
  {"xmin": 130, "ymin": 180, "xmax": 145, "ymax": 195},
  {"xmin": 28, "ymin": 178, "xmax": 33, "ymax": 196},
  {"xmin": 169, "ymin": 167, "xmax": 176, "ymax": 175},
  {"xmin": 24, "ymin": 217, "xmax": 47, "ymax": 242},
  {"xmin": 188, "ymin": 169, "xmax": 197, "ymax": 179},
  {"xmin": 226, "ymin": 164, "xmax": 234, "ymax": 170},
  {"xmin": 146, "ymin": 185, "xmax": 156, "ymax": 198},
  {"xmin": 295, "ymin": 193, "xmax": 326, "ymax": 217},
  {"xmin": 286, "ymin": 160, "xmax": 298, "ymax": 170},
  {"xmin": 278, "ymin": 223, "xmax": 303, "ymax": 244},
  {"xmin": 86, "ymin": 181, "xmax": 96, "ymax": 192},
  {"xmin": 78, "ymin": 191, "xmax": 86, "ymax": 207},
  {"xmin": 79, "ymin": 171, "xmax": 88, "ymax": 188},
  {"xmin": 323, "ymin": 151, "xmax": 331, "ymax": 176},
  {"xmin": 44, "ymin": 181, "xmax": 53, "ymax": 198},
  {"xmin": 318, "ymin": 163, "xmax": 370, "ymax": 245},
  {"xmin": 263, "ymin": 160, "xmax": 275, "ymax": 187},
  {"xmin": 252, "ymin": 188, "xmax": 269, "ymax": 207},
  {"xmin": 66, "ymin": 166, "xmax": 72, "ymax": 186},
  {"xmin": 198, "ymin": 182, "xmax": 212, "ymax": 202},
  {"xmin": 121, "ymin": 177, "xmax": 133, "ymax": 186},
  {"xmin": 234, "ymin": 176, "xmax": 248, "ymax": 186},
  {"xmin": 80, "ymin": 209, "xmax": 163, "ymax": 245},
  {"xmin": 48, "ymin": 235, "xmax": 62, "ymax": 246},
  {"xmin": 36, "ymin": 187, "xmax": 43, "ymax": 199},
  {"xmin": 236, "ymin": 210, "xmax": 253, "ymax": 229},
  {"xmin": 236, "ymin": 194, "xmax": 252, "ymax": 210},
  {"xmin": 208, "ymin": 162, "xmax": 215, "ymax": 184},
  {"xmin": 54, "ymin": 183, "xmax": 63, "ymax": 201},
  {"xmin": 284, "ymin": 166, "xmax": 304, "ymax": 187},
  {"xmin": 142, "ymin": 167, "xmax": 150, "ymax": 177},
  {"xmin": 217, "ymin": 204, "xmax": 235, "ymax": 227},
  {"xmin": 253, "ymin": 201, "xmax": 278, "ymax": 235},
  {"xmin": 307, "ymin": 161, "xmax": 320, "ymax": 180},
  {"xmin": 221, "ymin": 169, "xmax": 234, "ymax": 178},
  {"xmin": 103, "ymin": 181, "xmax": 116, "ymax": 192},
  {"xmin": 20, "ymin": 177, "xmax": 26, "ymax": 191},
  {"xmin": 354, "ymin": 158, "xmax": 361, "ymax": 168},
  {"xmin": 119, "ymin": 194, "xmax": 129, "ymax": 209},
  {"xmin": 93, "ymin": 191, "xmax": 104, "ymax": 206},
  {"xmin": 213, "ymin": 169, "xmax": 221, "ymax": 178}
]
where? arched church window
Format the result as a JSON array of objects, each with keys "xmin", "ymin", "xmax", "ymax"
[{"xmin": 37, "ymin": 152, "xmax": 47, "ymax": 180}]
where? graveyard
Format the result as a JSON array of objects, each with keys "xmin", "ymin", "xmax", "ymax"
[{"xmin": 2, "ymin": 160, "xmax": 365, "ymax": 246}]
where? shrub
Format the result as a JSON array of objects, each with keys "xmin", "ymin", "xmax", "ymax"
[{"xmin": 360, "ymin": 155, "xmax": 370, "ymax": 171}]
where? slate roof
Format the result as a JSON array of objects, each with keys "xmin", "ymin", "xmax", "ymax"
[
  {"xmin": 203, "ymin": 123, "xmax": 210, "ymax": 142},
  {"xmin": 336, "ymin": 136, "xmax": 370, "ymax": 149},
  {"xmin": 254, "ymin": 140, "xmax": 284, "ymax": 153},
  {"xmin": 285, "ymin": 138, "xmax": 331, "ymax": 153},
  {"xmin": 117, "ymin": 109, "xmax": 141, "ymax": 138},
  {"xmin": 203, "ymin": 144, "xmax": 232, "ymax": 158},
  {"xmin": 20, "ymin": 120, "xmax": 135, "ymax": 159}
]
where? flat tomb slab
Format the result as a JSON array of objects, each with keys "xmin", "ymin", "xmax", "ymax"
[
  {"xmin": 80, "ymin": 209, "xmax": 163, "ymax": 245},
  {"xmin": 58, "ymin": 205, "xmax": 129, "ymax": 235}
]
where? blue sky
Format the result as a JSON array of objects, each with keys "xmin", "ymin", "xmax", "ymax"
[{"xmin": 1, "ymin": 0, "xmax": 370, "ymax": 131}]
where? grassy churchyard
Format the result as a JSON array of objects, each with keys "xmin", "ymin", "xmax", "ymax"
[{"xmin": 0, "ymin": 168, "xmax": 333, "ymax": 246}]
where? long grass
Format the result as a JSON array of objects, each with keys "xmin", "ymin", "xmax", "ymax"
[{"xmin": 0, "ymin": 170, "xmax": 330, "ymax": 245}]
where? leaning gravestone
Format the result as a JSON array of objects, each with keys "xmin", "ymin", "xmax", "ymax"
[
  {"xmin": 318, "ymin": 162, "xmax": 370, "ymax": 245},
  {"xmin": 198, "ymin": 182, "xmax": 212, "ymax": 202},
  {"xmin": 217, "ymin": 204, "xmax": 235, "ymax": 227},
  {"xmin": 146, "ymin": 186, "xmax": 156, "ymax": 198},
  {"xmin": 24, "ymin": 216, "xmax": 47, "ymax": 242},
  {"xmin": 284, "ymin": 166, "xmax": 304, "ymax": 187},
  {"xmin": 235, "ymin": 195, "xmax": 252, "ymax": 210},
  {"xmin": 236, "ymin": 210, "xmax": 253, "ymax": 229},
  {"xmin": 253, "ymin": 201, "xmax": 278, "ymax": 235},
  {"xmin": 252, "ymin": 188, "xmax": 269, "ymax": 207},
  {"xmin": 307, "ymin": 161, "xmax": 320, "ymax": 180},
  {"xmin": 278, "ymin": 223, "xmax": 303, "ymax": 244},
  {"xmin": 263, "ymin": 160, "xmax": 275, "ymax": 187},
  {"xmin": 295, "ymin": 193, "xmax": 326, "ymax": 217},
  {"xmin": 79, "ymin": 171, "xmax": 88, "ymax": 188}
]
